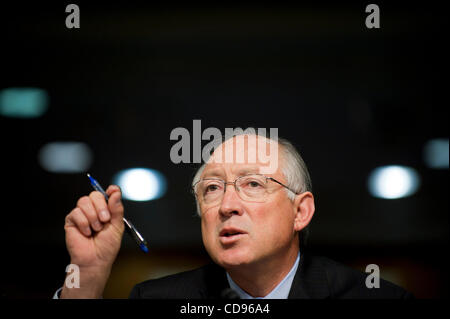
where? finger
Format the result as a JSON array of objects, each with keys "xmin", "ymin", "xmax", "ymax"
[
  {"xmin": 106, "ymin": 184, "xmax": 121, "ymax": 197},
  {"xmin": 89, "ymin": 190, "xmax": 111, "ymax": 223},
  {"xmin": 77, "ymin": 195, "xmax": 103, "ymax": 232},
  {"xmin": 65, "ymin": 207, "xmax": 92, "ymax": 237},
  {"xmin": 106, "ymin": 185, "xmax": 124, "ymax": 225}
]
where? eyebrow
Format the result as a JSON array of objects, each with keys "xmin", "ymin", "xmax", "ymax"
[
  {"xmin": 202, "ymin": 169, "xmax": 225, "ymax": 179},
  {"xmin": 235, "ymin": 167, "xmax": 260, "ymax": 176},
  {"xmin": 201, "ymin": 166, "xmax": 262, "ymax": 179}
]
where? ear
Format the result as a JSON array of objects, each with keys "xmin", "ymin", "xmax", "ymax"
[{"xmin": 293, "ymin": 192, "xmax": 315, "ymax": 232}]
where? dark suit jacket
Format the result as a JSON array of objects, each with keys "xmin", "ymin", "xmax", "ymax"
[{"xmin": 129, "ymin": 253, "xmax": 413, "ymax": 299}]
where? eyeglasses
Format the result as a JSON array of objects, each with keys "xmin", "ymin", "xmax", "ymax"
[{"xmin": 192, "ymin": 174, "xmax": 300, "ymax": 206}]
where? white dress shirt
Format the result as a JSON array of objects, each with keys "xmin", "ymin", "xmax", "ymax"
[{"xmin": 226, "ymin": 252, "xmax": 300, "ymax": 299}]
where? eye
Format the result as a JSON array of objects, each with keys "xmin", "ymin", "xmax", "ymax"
[
  {"xmin": 206, "ymin": 184, "xmax": 220, "ymax": 192},
  {"xmin": 242, "ymin": 178, "xmax": 265, "ymax": 189},
  {"xmin": 248, "ymin": 181, "xmax": 262, "ymax": 188},
  {"xmin": 202, "ymin": 181, "xmax": 223, "ymax": 195}
]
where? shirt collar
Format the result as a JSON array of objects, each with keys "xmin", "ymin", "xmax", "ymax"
[{"xmin": 226, "ymin": 252, "xmax": 301, "ymax": 299}]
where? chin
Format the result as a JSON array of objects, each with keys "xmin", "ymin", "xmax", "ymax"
[{"xmin": 214, "ymin": 246, "xmax": 253, "ymax": 269}]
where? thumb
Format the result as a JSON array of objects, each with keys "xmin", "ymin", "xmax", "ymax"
[{"xmin": 106, "ymin": 185, "xmax": 124, "ymax": 226}]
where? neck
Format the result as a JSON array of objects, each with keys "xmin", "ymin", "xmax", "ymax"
[{"xmin": 226, "ymin": 246, "xmax": 299, "ymax": 297}]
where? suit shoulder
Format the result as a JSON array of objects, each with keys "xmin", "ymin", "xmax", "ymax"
[
  {"xmin": 129, "ymin": 264, "xmax": 217, "ymax": 299},
  {"xmin": 310, "ymin": 255, "xmax": 412, "ymax": 299}
]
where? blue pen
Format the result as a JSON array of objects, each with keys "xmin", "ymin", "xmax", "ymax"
[{"xmin": 87, "ymin": 173, "xmax": 149, "ymax": 253}]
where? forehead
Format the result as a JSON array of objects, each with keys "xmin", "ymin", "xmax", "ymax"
[{"xmin": 202, "ymin": 135, "xmax": 283, "ymax": 177}]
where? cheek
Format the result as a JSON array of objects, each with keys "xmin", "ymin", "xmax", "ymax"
[
  {"xmin": 246, "ymin": 205, "xmax": 275, "ymax": 240},
  {"xmin": 201, "ymin": 215, "xmax": 217, "ymax": 247},
  {"xmin": 250, "ymin": 202, "xmax": 294, "ymax": 241}
]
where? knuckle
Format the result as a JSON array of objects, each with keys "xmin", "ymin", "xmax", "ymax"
[
  {"xmin": 83, "ymin": 209, "xmax": 97, "ymax": 220},
  {"xmin": 78, "ymin": 218, "xmax": 89, "ymax": 228},
  {"xmin": 77, "ymin": 196, "xmax": 90, "ymax": 207},
  {"xmin": 90, "ymin": 191, "xmax": 107, "ymax": 208},
  {"xmin": 89, "ymin": 190, "xmax": 102, "ymax": 200},
  {"xmin": 67, "ymin": 207, "xmax": 79, "ymax": 220}
]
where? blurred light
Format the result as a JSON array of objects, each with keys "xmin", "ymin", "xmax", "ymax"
[
  {"xmin": 0, "ymin": 87, "xmax": 49, "ymax": 118},
  {"xmin": 38, "ymin": 142, "xmax": 93, "ymax": 173},
  {"xmin": 368, "ymin": 165, "xmax": 420, "ymax": 199},
  {"xmin": 423, "ymin": 138, "xmax": 449, "ymax": 169},
  {"xmin": 113, "ymin": 168, "xmax": 167, "ymax": 201}
]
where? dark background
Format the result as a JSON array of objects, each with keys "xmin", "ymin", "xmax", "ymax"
[{"xmin": 1, "ymin": 1, "xmax": 447, "ymax": 298}]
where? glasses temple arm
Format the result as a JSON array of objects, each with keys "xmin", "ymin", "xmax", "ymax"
[{"xmin": 268, "ymin": 177, "xmax": 301, "ymax": 195}]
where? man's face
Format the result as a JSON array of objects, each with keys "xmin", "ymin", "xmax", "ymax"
[{"xmin": 198, "ymin": 136, "xmax": 299, "ymax": 270}]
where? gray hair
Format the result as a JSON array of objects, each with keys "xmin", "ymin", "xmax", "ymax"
[
  {"xmin": 192, "ymin": 134, "xmax": 312, "ymax": 202},
  {"xmin": 191, "ymin": 132, "xmax": 312, "ymax": 245}
]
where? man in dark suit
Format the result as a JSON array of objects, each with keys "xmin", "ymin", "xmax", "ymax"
[
  {"xmin": 129, "ymin": 253, "xmax": 411, "ymax": 299},
  {"xmin": 58, "ymin": 133, "xmax": 411, "ymax": 299}
]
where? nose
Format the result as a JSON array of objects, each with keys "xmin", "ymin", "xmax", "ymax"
[{"xmin": 218, "ymin": 183, "xmax": 243, "ymax": 217}]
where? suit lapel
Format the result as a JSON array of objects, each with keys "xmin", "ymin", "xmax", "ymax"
[
  {"xmin": 288, "ymin": 252, "xmax": 331, "ymax": 299},
  {"xmin": 198, "ymin": 252, "xmax": 332, "ymax": 299},
  {"xmin": 199, "ymin": 263, "xmax": 230, "ymax": 299}
]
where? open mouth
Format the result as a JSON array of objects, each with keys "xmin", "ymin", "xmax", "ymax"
[
  {"xmin": 219, "ymin": 228, "xmax": 247, "ymax": 242},
  {"xmin": 222, "ymin": 231, "xmax": 243, "ymax": 237}
]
